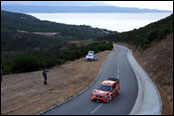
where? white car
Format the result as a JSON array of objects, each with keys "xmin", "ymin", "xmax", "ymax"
[
  {"xmin": 86, "ymin": 54, "xmax": 94, "ymax": 60},
  {"xmin": 86, "ymin": 52, "xmax": 98, "ymax": 61}
]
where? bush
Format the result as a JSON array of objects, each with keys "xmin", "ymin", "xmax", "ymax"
[
  {"xmin": 11, "ymin": 56, "xmax": 40, "ymax": 73},
  {"xmin": 3, "ymin": 41, "xmax": 113, "ymax": 74}
]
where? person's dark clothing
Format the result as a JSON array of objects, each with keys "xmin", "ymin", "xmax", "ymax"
[
  {"xmin": 43, "ymin": 71, "xmax": 47, "ymax": 85},
  {"xmin": 1, "ymin": 68, "xmax": 2, "ymax": 82}
]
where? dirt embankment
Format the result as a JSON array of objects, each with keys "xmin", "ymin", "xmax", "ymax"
[
  {"xmin": 1, "ymin": 51, "xmax": 110, "ymax": 115},
  {"xmin": 140, "ymin": 33, "xmax": 173, "ymax": 115},
  {"xmin": 119, "ymin": 33, "xmax": 173, "ymax": 115}
]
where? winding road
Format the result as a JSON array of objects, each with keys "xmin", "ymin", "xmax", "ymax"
[{"xmin": 42, "ymin": 44, "xmax": 138, "ymax": 115}]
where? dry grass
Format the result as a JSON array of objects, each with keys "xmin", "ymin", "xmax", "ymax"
[{"xmin": 1, "ymin": 51, "xmax": 110, "ymax": 115}]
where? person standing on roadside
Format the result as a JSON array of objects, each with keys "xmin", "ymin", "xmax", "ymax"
[{"xmin": 42, "ymin": 69, "xmax": 48, "ymax": 85}]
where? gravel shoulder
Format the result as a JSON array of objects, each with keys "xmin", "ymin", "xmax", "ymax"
[{"xmin": 1, "ymin": 51, "xmax": 110, "ymax": 115}]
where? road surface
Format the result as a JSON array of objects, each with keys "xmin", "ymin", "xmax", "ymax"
[{"xmin": 42, "ymin": 44, "xmax": 138, "ymax": 115}]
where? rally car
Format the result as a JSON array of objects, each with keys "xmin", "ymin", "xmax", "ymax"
[{"xmin": 91, "ymin": 78, "xmax": 120, "ymax": 103}]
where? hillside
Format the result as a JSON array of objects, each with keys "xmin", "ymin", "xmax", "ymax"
[
  {"xmin": 1, "ymin": 10, "xmax": 111, "ymax": 49},
  {"xmin": 1, "ymin": 8, "xmax": 173, "ymax": 115},
  {"xmin": 1, "ymin": 11, "xmax": 111, "ymax": 54},
  {"xmin": 1, "ymin": 10, "xmax": 113, "ymax": 75},
  {"xmin": 1, "ymin": 51, "xmax": 110, "ymax": 115},
  {"xmin": 102, "ymin": 14, "xmax": 173, "ymax": 50},
  {"xmin": 137, "ymin": 34, "xmax": 173, "ymax": 115},
  {"xmin": 1, "ymin": 11, "xmax": 110, "ymax": 38},
  {"xmin": 116, "ymin": 34, "xmax": 173, "ymax": 115},
  {"xmin": 110, "ymin": 14, "xmax": 173, "ymax": 114}
]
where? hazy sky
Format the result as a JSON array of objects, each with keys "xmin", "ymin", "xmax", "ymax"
[{"xmin": 104, "ymin": 1, "xmax": 173, "ymax": 11}]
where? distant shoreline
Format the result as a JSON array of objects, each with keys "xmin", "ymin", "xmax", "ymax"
[{"xmin": 2, "ymin": 5, "xmax": 173, "ymax": 14}]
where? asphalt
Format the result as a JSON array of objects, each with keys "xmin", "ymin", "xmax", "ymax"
[{"xmin": 42, "ymin": 44, "xmax": 138, "ymax": 115}]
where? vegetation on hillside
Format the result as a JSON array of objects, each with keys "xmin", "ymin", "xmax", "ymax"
[
  {"xmin": 1, "ymin": 11, "xmax": 111, "ymax": 39},
  {"xmin": 101, "ymin": 14, "xmax": 173, "ymax": 50},
  {"xmin": 1, "ymin": 11, "xmax": 173, "ymax": 75},
  {"xmin": 1, "ymin": 10, "xmax": 112, "ymax": 54},
  {"xmin": 2, "ymin": 42, "xmax": 113, "ymax": 75},
  {"xmin": 1, "ymin": 10, "xmax": 114, "ymax": 75}
]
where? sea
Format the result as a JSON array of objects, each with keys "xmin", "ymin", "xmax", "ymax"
[{"xmin": 28, "ymin": 13, "xmax": 172, "ymax": 32}]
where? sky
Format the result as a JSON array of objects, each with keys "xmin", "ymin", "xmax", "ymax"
[
  {"xmin": 104, "ymin": 1, "xmax": 173, "ymax": 11},
  {"xmin": 1, "ymin": 1, "xmax": 173, "ymax": 11}
]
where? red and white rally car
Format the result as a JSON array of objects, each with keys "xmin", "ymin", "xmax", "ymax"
[{"xmin": 91, "ymin": 78, "xmax": 120, "ymax": 103}]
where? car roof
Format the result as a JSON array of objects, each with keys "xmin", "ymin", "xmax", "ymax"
[{"xmin": 101, "ymin": 80, "xmax": 115, "ymax": 86}]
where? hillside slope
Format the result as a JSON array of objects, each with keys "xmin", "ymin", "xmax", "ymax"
[
  {"xmin": 1, "ymin": 10, "xmax": 110, "ymax": 53},
  {"xmin": 1, "ymin": 10, "xmax": 111, "ymax": 52},
  {"xmin": 1, "ymin": 51, "xmax": 110, "ymax": 115},
  {"xmin": 108, "ymin": 14, "xmax": 173, "ymax": 114},
  {"xmin": 1, "ymin": 10, "xmax": 110, "ymax": 35},
  {"xmin": 139, "ymin": 34, "xmax": 173, "ymax": 115},
  {"xmin": 102, "ymin": 14, "xmax": 173, "ymax": 50},
  {"xmin": 118, "ymin": 33, "xmax": 173, "ymax": 115},
  {"xmin": 1, "ymin": 10, "xmax": 113, "ymax": 74}
]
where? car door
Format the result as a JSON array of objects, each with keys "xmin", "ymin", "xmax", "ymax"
[{"xmin": 112, "ymin": 83, "xmax": 117, "ymax": 97}]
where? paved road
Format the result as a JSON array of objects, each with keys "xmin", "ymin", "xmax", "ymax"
[{"xmin": 42, "ymin": 44, "xmax": 138, "ymax": 115}]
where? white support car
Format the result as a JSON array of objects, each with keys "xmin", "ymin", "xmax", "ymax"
[{"xmin": 86, "ymin": 51, "xmax": 98, "ymax": 61}]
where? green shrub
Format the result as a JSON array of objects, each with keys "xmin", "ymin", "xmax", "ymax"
[
  {"xmin": 11, "ymin": 56, "xmax": 40, "ymax": 73},
  {"xmin": 2, "ymin": 42, "xmax": 113, "ymax": 74}
]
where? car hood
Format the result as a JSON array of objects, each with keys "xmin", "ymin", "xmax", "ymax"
[{"xmin": 93, "ymin": 89, "xmax": 110, "ymax": 96}]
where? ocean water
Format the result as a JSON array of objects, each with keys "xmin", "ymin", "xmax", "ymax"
[{"xmin": 28, "ymin": 13, "xmax": 172, "ymax": 32}]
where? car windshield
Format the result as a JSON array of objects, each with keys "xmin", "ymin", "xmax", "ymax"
[
  {"xmin": 97, "ymin": 84, "xmax": 112, "ymax": 91},
  {"xmin": 88, "ymin": 51, "xmax": 94, "ymax": 54}
]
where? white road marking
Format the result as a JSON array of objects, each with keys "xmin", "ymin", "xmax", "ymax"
[{"xmin": 91, "ymin": 103, "xmax": 103, "ymax": 114}]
